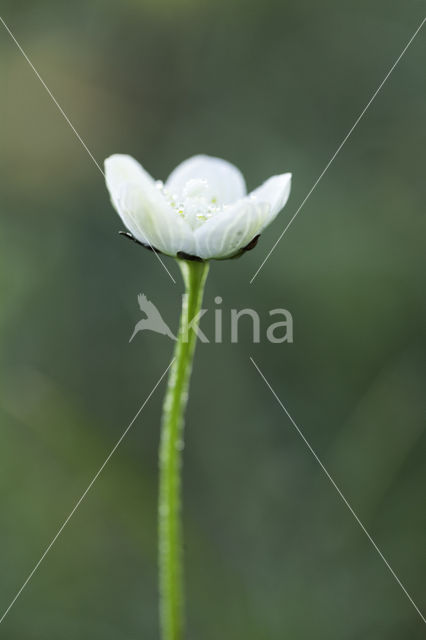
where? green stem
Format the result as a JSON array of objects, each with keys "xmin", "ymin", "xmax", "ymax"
[{"xmin": 158, "ymin": 259, "xmax": 209, "ymax": 640}]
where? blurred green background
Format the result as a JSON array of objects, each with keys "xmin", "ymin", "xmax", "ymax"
[{"xmin": 0, "ymin": 1, "xmax": 425, "ymax": 638}]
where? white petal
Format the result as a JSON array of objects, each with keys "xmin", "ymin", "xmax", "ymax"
[
  {"xmin": 249, "ymin": 173, "xmax": 292, "ymax": 228},
  {"xmin": 166, "ymin": 155, "xmax": 246, "ymax": 206},
  {"xmin": 117, "ymin": 182, "xmax": 195, "ymax": 257},
  {"xmin": 194, "ymin": 199, "xmax": 270, "ymax": 260},
  {"xmin": 105, "ymin": 154, "xmax": 153, "ymax": 200},
  {"xmin": 104, "ymin": 154, "xmax": 150, "ymax": 243},
  {"xmin": 105, "ymin": 154, "xmax": 194, "ymax": 256}
]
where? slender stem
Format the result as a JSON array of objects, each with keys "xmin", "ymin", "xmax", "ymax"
[{"xmin": 158, "ymin": 259, "xmax": 209, "ymax": 640}]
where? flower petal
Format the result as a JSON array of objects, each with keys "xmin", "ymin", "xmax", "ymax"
[
  {"xmin": 166, "ymin": 155, "xmax": 246, "ymax": 206},
  {"xmin": 105, "ymin": 154, "xmax": 194, "ymax": 256},
  {"xmin": 194, "ymin": 199, "xmax": 270, "ymax": 259},
  {"xmin": 249, "ymin": 173, "xmax": 292, "ymax": 228},
  {"xmin": 117, "ymin": 182, "xmax": 195, "ymax": 257},
  {"xmin": 104, "ymin": 154, "xmax": 151, "ymax": 243}
]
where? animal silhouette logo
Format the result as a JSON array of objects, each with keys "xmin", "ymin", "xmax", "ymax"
[{"xmin": 129, "ymin": 294, "xmax": 176, "ymax": 342}]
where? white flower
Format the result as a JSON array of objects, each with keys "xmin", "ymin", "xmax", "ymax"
[{"xmin": 104, "ymin": 154, "xmax": 291, "ymax": 260}]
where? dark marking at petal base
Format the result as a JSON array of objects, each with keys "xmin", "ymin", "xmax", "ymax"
[
  {"xmin": 242, "ymin": 234, "xmax": 260, "ymax": 252},
  {"xmin": 119, "ymin": 231, "xmax": 159, "ymax": 253},
  {"xmin": 176, "ymin": 251, "xmax": 205, "ymax": 262},
  {"xmin": 229, "ymin": 234, "xmax": 261, "ymax": 260}
]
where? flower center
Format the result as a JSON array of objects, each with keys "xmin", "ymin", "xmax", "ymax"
[{"xmin": 156, "ymin": 178, "xmax": 223, "ymax": 230}]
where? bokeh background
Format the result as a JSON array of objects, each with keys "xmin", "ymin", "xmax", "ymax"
[{"xmin": 1, "ymin": 1, "xmax": 425, "ymax": 638}]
